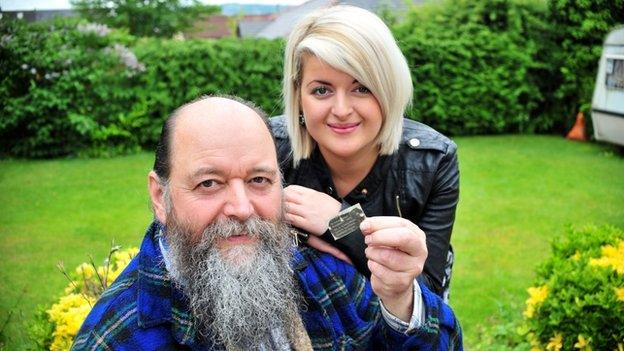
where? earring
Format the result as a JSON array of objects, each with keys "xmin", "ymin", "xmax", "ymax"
[{"xmin": 299, "ymin": 112, "xmax": 306, "ymax": 126}]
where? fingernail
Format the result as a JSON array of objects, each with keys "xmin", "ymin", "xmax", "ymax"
[
  {"xmin": 360, "ymin": 221, "xmax": 370, "ymax": 233},
  {"xmin": 364, "ymin": 235, "xmax": 371, "ymax": 244}
]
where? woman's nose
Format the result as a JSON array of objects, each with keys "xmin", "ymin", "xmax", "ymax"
[{"xmin": 331, "ymin": 92, "xmax": 354, "ymax": 118}]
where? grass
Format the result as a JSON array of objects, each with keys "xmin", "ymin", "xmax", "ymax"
[
  {"xmin": 451, "ymin": 135, "xmax": 624, "ymax": 345},
  {"xmin": 0, "ymin": 153, "xmax": 153, "ymax": 349},
  {"xmin": 0, "ymin": 135, "xmax": 623, "ymax": 349}
]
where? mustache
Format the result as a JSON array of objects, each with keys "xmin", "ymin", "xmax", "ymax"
[{"xmin": 200, "ymin": 216, "xmax": 269, "ymax": 239}]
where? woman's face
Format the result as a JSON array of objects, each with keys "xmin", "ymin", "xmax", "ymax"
[{"xmin": 299, "ymin": 56, "xmax": 383, "ymax": 162}]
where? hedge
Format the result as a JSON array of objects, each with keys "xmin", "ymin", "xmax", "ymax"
[
  {"xmin": 0, "ymin": 18, "xmax": 284, "ymax": 158},
  {"xmin": 1, "ymin": 0, "xmax": 623, "ymax": 158}
]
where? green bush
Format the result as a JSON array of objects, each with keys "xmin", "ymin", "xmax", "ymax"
[
  {"xmin": 523, "ymin": 225, "xmax": 624, "ymax": 350},
  {"xmin": 0, "ymin": 18, "xmax": 142, "ymax": 157},
  {"xmin": 394, "ymin": 0, "xmax": 552, "ymax": 135},
  {"xmin": 394, "ymin": 0, "xmax": 624, "ymax": 136},
  {"xmin": 476, "ymin": 225, "xmax": 624, "ymax": 350},
  {"xmin": 0, "ymin": 18, "xmax": 284, "ymax": 158},
  {"xmin": 129, "ymin": 37, "xmax": 284, "ymax": 147}
]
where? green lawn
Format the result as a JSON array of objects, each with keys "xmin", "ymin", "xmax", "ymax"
[{"xmin": 1, "ymin": 135, "xmax": 623, "ymax": 349}]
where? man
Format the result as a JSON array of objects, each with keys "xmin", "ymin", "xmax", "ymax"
[{"xmin": 72, "ymin": 96, "xmax": 462, "ymax": 350}]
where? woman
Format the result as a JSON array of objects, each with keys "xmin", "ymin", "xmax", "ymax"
[{"xmin": 270, "ymin": 5, "xmax": 459, "ymax": 300}]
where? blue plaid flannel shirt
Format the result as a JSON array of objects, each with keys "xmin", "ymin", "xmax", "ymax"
[{"xmin": 72, "ymin": 221, "xmax": 462, "ymax": 350}]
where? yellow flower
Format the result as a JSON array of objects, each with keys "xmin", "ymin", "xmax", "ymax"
[
  {"xmin": 574, "ymin": 334, "xmax": 591, "ymax": 350},
  {"xmin": 528, "ymin": 332, "xmax": 543, "ymax": 351},
  {"xmin": 589, "ymin": 241, "xmax": 624, "ymax": 274},
  {"xmin": 47, "ymin": 294, "xmax": 95, "ymax": 351},
  {"xmin": 112, "ymin": 247, "xmax": 138, "ymax": 267},
  {"xmin": 615, "ymin": 287, "xmax": 624, "ymax": 302},
  {"xmin": 524, "ymin": 285, "xmax": 549, "ymax": 318},
  {"xmin": 46, "ymin": 247, "xmax": 139, "ymax": 350},
  {"xmin": 571, "ymin": 251, "xmax": 582, "ymax": 261},
  {"xmin": 546, "ymin": 333, "xmax": 563, "ymax": 351},
  {"xmin": 75, "ymin": 263, "xmax": 96, "ymax": 278}
]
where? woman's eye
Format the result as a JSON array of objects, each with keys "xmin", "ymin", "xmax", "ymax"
[
  {"xmin": 355, "ymin": 85, "xmax": 371, "ymax": 94},
  {"xmin": 312, "ymin": 86, "xmax": 329, "ymax": 96}
]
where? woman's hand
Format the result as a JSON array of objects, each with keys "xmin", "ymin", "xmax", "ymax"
[
  {"xmin": 284, "ymin": 185, "xmax": 341, "ymax": 236},
  {"xmin": 360, "ymin": 216, "xmax": 428, "ymax": 322}
]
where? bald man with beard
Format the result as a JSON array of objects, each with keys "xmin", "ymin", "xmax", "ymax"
[{"xmin": 72, "ymin": 96, "xmax": 463, "ymax": 351}]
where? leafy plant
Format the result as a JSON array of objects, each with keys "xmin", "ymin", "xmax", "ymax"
[
  {"xmin": 28, "ymin": 245, "xmax": 139, "ymax": 351},
  {"xmin": 477, "ymin": 225, "xmax": 624, "ymax": 350},
  {"xmin": 0, "ymin": 17, "xmax": 142, "ymax": 158},
  {"xmin": 394, "ymin": 0, "xmax": 551, "ymax": 135},
  {"xmin": 522, "ymin": 225, "xmax": 624, "ymax": 350}
]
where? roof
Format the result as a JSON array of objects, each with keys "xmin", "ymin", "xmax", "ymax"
[
  {"xmin": 186, "ymin": 14, "xmax": 233, "ymax": 39},
  {"xmin": 237, "ymin": 14, "xmax": 277, "ymax": 38},
  {"xmin": 256, "ymin": 0, "xmax": 335, "ymax": 39},
  {"xmin": 255, "ymin": 0, "xmax": 425, "ymax": 39},
  {"xmin": 605, "ymin": 26, "xmax": 624, "ymax": 46}
]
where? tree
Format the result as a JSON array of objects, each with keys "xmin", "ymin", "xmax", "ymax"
[{"xmin": 70, "ymin": 0, "xmax": 220, "ymax": 37}]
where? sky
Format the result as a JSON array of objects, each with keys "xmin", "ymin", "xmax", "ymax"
[{"xmin": 0, "ymin": 0, "xmax": 306, "ymax": 11}]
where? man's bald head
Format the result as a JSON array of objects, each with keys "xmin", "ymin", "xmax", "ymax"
[{"xmin": 152, "ymin": 95, "xmax": 275, "ymax": 183}]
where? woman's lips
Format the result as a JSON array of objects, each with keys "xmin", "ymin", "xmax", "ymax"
[{"xmin": 328, "ymin": 122, "xmax": 360, "ymax": 134}]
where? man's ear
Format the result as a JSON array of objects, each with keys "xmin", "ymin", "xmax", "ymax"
[{"xmin": 148, "ymin": 171, "xmax": 167, "ymax": 225}]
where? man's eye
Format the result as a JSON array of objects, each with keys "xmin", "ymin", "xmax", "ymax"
[
  {"xmin": 200, "ymin": 180, "xmax": 215, "ymax": 188},
  {"xmin": 250, "ymin": 177, "xmax": 270, "ymax": 184}
]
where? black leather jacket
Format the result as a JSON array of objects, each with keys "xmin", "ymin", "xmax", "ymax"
[{"xmin": 269, "ymin": 116, "xmax": 460, "ymax": 298}]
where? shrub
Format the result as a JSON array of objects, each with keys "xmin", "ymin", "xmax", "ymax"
[
  {"xmin": 130, "ymin": 37, "xmax": 284, "ymax": 148},
  {"xmin": 521, "ymin": 224, "xmax": 624, "ymax": 350},
  {"xmin": 28, "ymin": 246, "xmax": 138, "ymax": 351},
  {"xmin": 394, "ymin": 0, "xmax": 551, "ymax": 135},
  {"xmin": 0, "ymin": 17, "xmax": 143, "ymax": 158},
  {"xmin": 0, "ymin": 18, "xmax": 284, "ymax": 158},
  {"xmin": 474, "ymin": 225, "xmax": 624, "ymax": 350}
]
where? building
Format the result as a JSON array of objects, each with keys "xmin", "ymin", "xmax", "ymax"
[{"xmin": 254, "ymin": 0, "xmax": 426, "ymax": 39}]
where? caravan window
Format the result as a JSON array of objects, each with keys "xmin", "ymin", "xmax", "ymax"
[{"xmin": 606, "ymin": 54, "xmax": 624, "ymax": 90}]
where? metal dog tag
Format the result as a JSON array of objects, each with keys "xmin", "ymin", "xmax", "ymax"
[{"xmin": 328, "ymin": 203, "xmax": 366, "ymax": 240}]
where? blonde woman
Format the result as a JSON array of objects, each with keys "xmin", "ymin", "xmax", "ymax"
[{"xmin": 270, "ymin": 5, "xmax": 459, "ymax": 300}]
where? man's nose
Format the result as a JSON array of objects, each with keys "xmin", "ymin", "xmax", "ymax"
[
  {"xmin": 223, "ymin": 180, "xmax": 253, "ymax": 221},
  {"xmin": 331, "ymin": 92, "xmax": 353, "ymax": 118}
]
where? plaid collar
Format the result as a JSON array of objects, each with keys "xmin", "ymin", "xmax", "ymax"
[{"xmin": 136, "ymin": 221, "xmax": 200, "ymax": 347}]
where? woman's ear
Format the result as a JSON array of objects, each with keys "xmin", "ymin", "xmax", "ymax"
[{"xmin": 148, "ymin": 171, "xmax": 167, "ymax": 225}]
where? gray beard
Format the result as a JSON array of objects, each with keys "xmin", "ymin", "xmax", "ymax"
[{"xmin": 164, "ymin": 214, "xmax": 301, "ymax": 350}]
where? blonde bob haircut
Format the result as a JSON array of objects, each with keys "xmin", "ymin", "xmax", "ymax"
[{"xmin": 283, "ymin": 5, "xmax": 413, "ymax": 166}]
